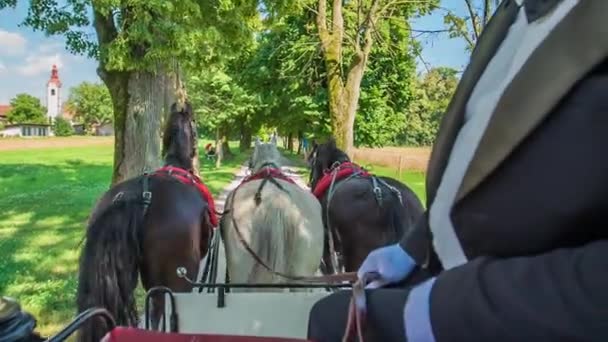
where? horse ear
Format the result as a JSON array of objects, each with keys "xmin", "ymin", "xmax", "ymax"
[{"xmin": 255, "ymin": 137, "xmax": 261, "ymax": 147}]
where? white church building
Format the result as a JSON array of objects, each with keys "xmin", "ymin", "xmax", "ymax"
[{"xmin": 0, "ymin": 65, "xmax": 68, "ymax": 137}]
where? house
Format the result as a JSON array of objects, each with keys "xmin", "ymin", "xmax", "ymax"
[
  {"xmin": 94, "ymin": 122, "xmax": 114, "ymax": 136},
  {"xmin": 72, "ymin": 123, "xmax": 85, "ymax": 135},
  {"xmin": 0, "ymin": 123, "xmax": 52, "ymax": 137},
  {"xmin": 0, "ymin": 105, "xmax": 10, "ymax": 124}
]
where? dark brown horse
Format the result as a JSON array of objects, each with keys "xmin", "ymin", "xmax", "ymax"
[
  {"xmin": 75, "ymin": 102, "xmax": 214, "ymax": 342},
  {"xmin": 308, "ymin": 139, "xmax": 424, "ymax": 273}
]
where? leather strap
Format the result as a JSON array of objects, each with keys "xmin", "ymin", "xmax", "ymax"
[
  {"xmin": 228, "ymin": 177, "xmax": 358, "ymax": 284},
  {"xmin": 342, "ymin": 272, "xmax": 380, "ymax": 342}
]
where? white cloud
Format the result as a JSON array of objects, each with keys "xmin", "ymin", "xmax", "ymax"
[
  {"xmin": 38, "ymin": 42, "xmax": 64, "ymax": 53},
  {"xmin": 0, "ymin": 30, "xmax": 27, "ymax": 56},
  {"xmin": 0, "ymin": 61, "xmax": 5, "ymax": 73},
  {"xmin": 16, "ymin": 54, "xmax": 64, "ymax": 76}
]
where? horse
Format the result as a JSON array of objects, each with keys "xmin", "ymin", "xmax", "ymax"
[
  {"xmin": 220, "ymin": 140, "xmax": 324, "ymax": 291},
  {"xmin": 308, "ymin": 139, "xmax": 425, "ymax": 274},
  {"xmin": 75, "ymin": 102, "xmax": 216, "ymax": 341}
]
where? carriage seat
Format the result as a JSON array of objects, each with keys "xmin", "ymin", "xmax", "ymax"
[
  {"xmin": 0, "ymin": 296, "xmax": 44, "ymax": 342},
  {"xmin": 104, "ymin": 327, "xmax": 312, "ymax": 342}
]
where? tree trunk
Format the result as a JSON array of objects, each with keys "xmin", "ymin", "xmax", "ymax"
[
  {"xmin": 215, "ymin": 127, "xmax": 223, "ymax": 168},
  {"xmin": 221, "ymin": 127, "xmax": 233, "ymax": 158},
  {"xmin": 103, "ymin": 70, "xmax": 167, "ymax": 185},
  {"xmin": 215, "ymin": 126, "xmax": 232, "ymax": 168},
  {"xmin": 287, "ymin": 132, "xmax": 294, "ymax": 152},
  {"xmin": 316, "ymin": 0, "xmax": 378, "ymax": 156},
  {"xmin": 297, "ymin": 130, "xmax": 303, "ymax": 155},
  {"xmin": 239, "ymin": 121, "xmax": 251, "ymax": 152}
]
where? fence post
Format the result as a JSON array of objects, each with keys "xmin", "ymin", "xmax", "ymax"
[{"xmin": 398, "ymin": 155, "xmax": 403, "ymax": 179}]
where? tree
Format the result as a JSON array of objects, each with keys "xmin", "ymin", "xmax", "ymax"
[
  {"xmin": 187, "ymin": 67, "xmax": 257, "ymax": 167},
  {"xmin": 313, "ymin": 0, "xmax": 435, "ymax": 153},
  {"xmin": 443, "ymin": 0, "xmax": 499, "ymax": 51},
  {"xmin": 400, "ymin": 66, "xmax": 458, "ymax": 146},
  {"xmin": 66, "ymin": 82, "xmax": 113, "ymax": 134},
  {"xmin": 240, "ymin": 13, "xmax": 330, "ymax": 147},
  {"xmin": 0, "ymin": 0, "xmax": 259, "ymax": 184},
  {"xmin": 53, "ymin": 117, "xmax": 74, "ymax": 136},
  {"xmin": 5, "ymin": 94, "xmax": 47, "ymax": 124}
]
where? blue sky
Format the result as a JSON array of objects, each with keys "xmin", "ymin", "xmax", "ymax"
[{"xmin": 0, "ymin": 0, "xmax": 470, "ymax": 105}]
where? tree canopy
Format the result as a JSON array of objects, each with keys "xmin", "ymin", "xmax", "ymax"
[
  {"xmin": 6, "ymin": 94, "xmax": 47, "ymax": 125},
  {"xmin": 66, "ymin": 82, "xmax": 113, "ymax": 134}
]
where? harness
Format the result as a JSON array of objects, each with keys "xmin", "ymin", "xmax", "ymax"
[
  {"xmin": 111, "ymin": 166, "xmax": 218, "ymax": 228},
  {"xmin": 313, "ymin": 161, "xmax": 404, "ymax": 273},
  {"xmin": 241, "ymin": 162, "xmax": 295, "ymax": 205},
  {"xmin": 226, "ymin": 162, "xmax": 358, "ymax": 284}
]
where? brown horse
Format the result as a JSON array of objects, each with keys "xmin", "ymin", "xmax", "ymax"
[
  {"xmin": 75, "ymin": 102, "xmax": 215, "ymax": 342},
  {"xmin": 308, "ymin": 139, "xmax": 424, "ymax": 274}
]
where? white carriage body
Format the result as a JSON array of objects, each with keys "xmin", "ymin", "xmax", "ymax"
[{"xmin": 149, "ymin": 230, "xmax": 345, "ymax": 340}]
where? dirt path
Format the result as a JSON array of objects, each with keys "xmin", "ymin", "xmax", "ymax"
[{"xmin": 0, "ymin": 136, "xmax": 114, "ymax": 151}]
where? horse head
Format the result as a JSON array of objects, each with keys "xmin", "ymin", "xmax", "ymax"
[
  {"xmin": 250, "ymin": 139, "xmax": 282, "ymax": 174},
  {"xmin": 308, "ymin": 138, "xmax": 350, "ymax": 191},
  {"xmin": 162, "ymin": 101, "xmax": 197, "ymax": 171}
]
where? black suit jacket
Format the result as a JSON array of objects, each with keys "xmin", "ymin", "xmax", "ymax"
[{"xmin": 398, "ymin": 1, "xmax": 608, "ymax": 340}]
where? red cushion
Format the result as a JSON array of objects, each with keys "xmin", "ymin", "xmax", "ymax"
[
  {"xmin": 312, "ymin": 162, "xmax": 370, "ymax": 199},
  {"xmin": 106, "ymin": 327, "xmax": 312, "ymax": 342},
  {"xmin": 152, "ymin": 166, "xmax": 218, "ymax": 227}
]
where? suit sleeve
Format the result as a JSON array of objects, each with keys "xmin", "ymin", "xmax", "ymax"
[
  {"xmin": 399, "ymin": 212, "xmax": 434, "ymax": 266},
  {"xmin": 428, "ymin": 240, "xmax": 608, "ymax": 341}
]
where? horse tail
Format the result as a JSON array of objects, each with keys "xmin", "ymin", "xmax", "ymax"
[
  {"xmin": 249, "ymin": 201, "xmax": 290, "ymax": 286},
  {"xmin": 76, "ymin": 199, "xmax": 144, "ymax": 342}
]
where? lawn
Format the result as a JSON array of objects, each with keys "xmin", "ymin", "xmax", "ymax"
[
  {"xmin": 281, "ymin": 149, "xmax": 427, "ymax": 205},
  {"xmin": 0, "ymin": 139, "xmax": 248, "ymax": 336}
]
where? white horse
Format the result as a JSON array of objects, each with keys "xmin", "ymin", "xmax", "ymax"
[{"xmin": 220, "ymin": 140, "xmax": 324, "ymax": 291}]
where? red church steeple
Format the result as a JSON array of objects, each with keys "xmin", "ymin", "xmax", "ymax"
[{"xmin": 47, "ymin": 64, "xmax": 62, "ymax": 87}]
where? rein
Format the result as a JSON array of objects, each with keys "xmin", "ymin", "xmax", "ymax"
[{"xmin": 227, "ymin": 163, "xmax": 358, "ymax": 284}]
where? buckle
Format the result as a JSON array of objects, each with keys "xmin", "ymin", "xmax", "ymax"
[
  {"xmin": 112, "ymin": 192, "xmax": 124, "ymax": 203},
  {"xmin": 142, "ymin": 191, "xmax": 152, "ymax": 204}
]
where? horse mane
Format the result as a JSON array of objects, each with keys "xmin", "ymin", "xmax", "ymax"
[
  {"xmin": 325, "ymin": 138, "xmax": 350, "ymax": 166},
  {"xmin": 251, "ymin": 142, "xmax": 282, "ymax": 173},
  {"xmin": 162, "ymin": 101, "xmax": 197, "ymax": 170}
]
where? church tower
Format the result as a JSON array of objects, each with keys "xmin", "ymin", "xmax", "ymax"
[{"xmin": 46, "ymin": 64, "xmax": 62, "ymax": 123}]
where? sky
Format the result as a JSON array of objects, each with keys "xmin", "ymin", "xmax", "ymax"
[{"xmin": 0, "ymin": 0, "xmax": 470, "ymax": 105}]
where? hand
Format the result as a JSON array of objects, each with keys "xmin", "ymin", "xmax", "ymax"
[{"xmin": 357, "ymin": 243, "xmax": 416, "ymax": 289}]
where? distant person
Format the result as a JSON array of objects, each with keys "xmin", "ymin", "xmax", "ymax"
[
  {"xmin": 204, "ymin": 143, "xmax": 216, "ymax": 160},
  {"xmin": 301, "ymin": 136, "xmax": 309, "ymax": 159}
]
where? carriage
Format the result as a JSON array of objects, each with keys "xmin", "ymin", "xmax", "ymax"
[{"xmin": 5, "ymin": 227, "xmax": 356, "ymax": 342}]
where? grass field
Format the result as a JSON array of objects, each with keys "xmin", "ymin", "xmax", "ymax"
[
  {"xmin": 353, "ymin": 146, "xmax": 431, "ymax": 173},
  {"xmin": 0, "ymin": 138, "xmax": 427, "ymax": 336},
  {"xmin": 0, "ymin": 138, "xmax": 248, "ymax": 336},
  {"xmin": 281, "ymin": 150, "xmax": 427, "ymax": 204}
]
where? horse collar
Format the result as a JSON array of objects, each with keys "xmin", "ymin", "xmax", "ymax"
[{"xmin": 255, "ymin": 161, "xmax": 280, "ymax": 172}]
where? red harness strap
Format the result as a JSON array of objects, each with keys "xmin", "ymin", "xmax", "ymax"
[
  {"xmin": 152, "ymin": 166, "xmax": 218, "ymax": 227},
  {"xmin": 312, "ymin": 162, "xmax": 370, "ymax": 199},
  {"xmin": 105, "ymin": 327, "xmax": 311, "ymax": 342},
  {"xmin": 241, "ymin": 167, "xmax": 296, "ymax": 186}
]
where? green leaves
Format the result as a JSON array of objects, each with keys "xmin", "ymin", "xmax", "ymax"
[
  {"xmin": 6, "ymin": 94, "xmax": 47, "ymax": 125},
  {"xmin": 66, "ymin": 82, "xmax": 113, "ymax": 134},
  {"xmin": 400, "ymin": 67, "xmax": 458, "ymax": 146},
  {"xmin": 53, "ymin": 117, "xmax": 74, "ymax": 136},
  {"xmin": 5, "ymin": 0, "xmax": 261, "ymax": 72}
]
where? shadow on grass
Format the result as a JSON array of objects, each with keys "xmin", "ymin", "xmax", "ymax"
[
  {"xmin": 0, "ymin": 145, "xmax": 249, "ymax": 336},
  {"xmin": 0, "ymin": 161, "xmax": 112, "ymax": 335}
]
